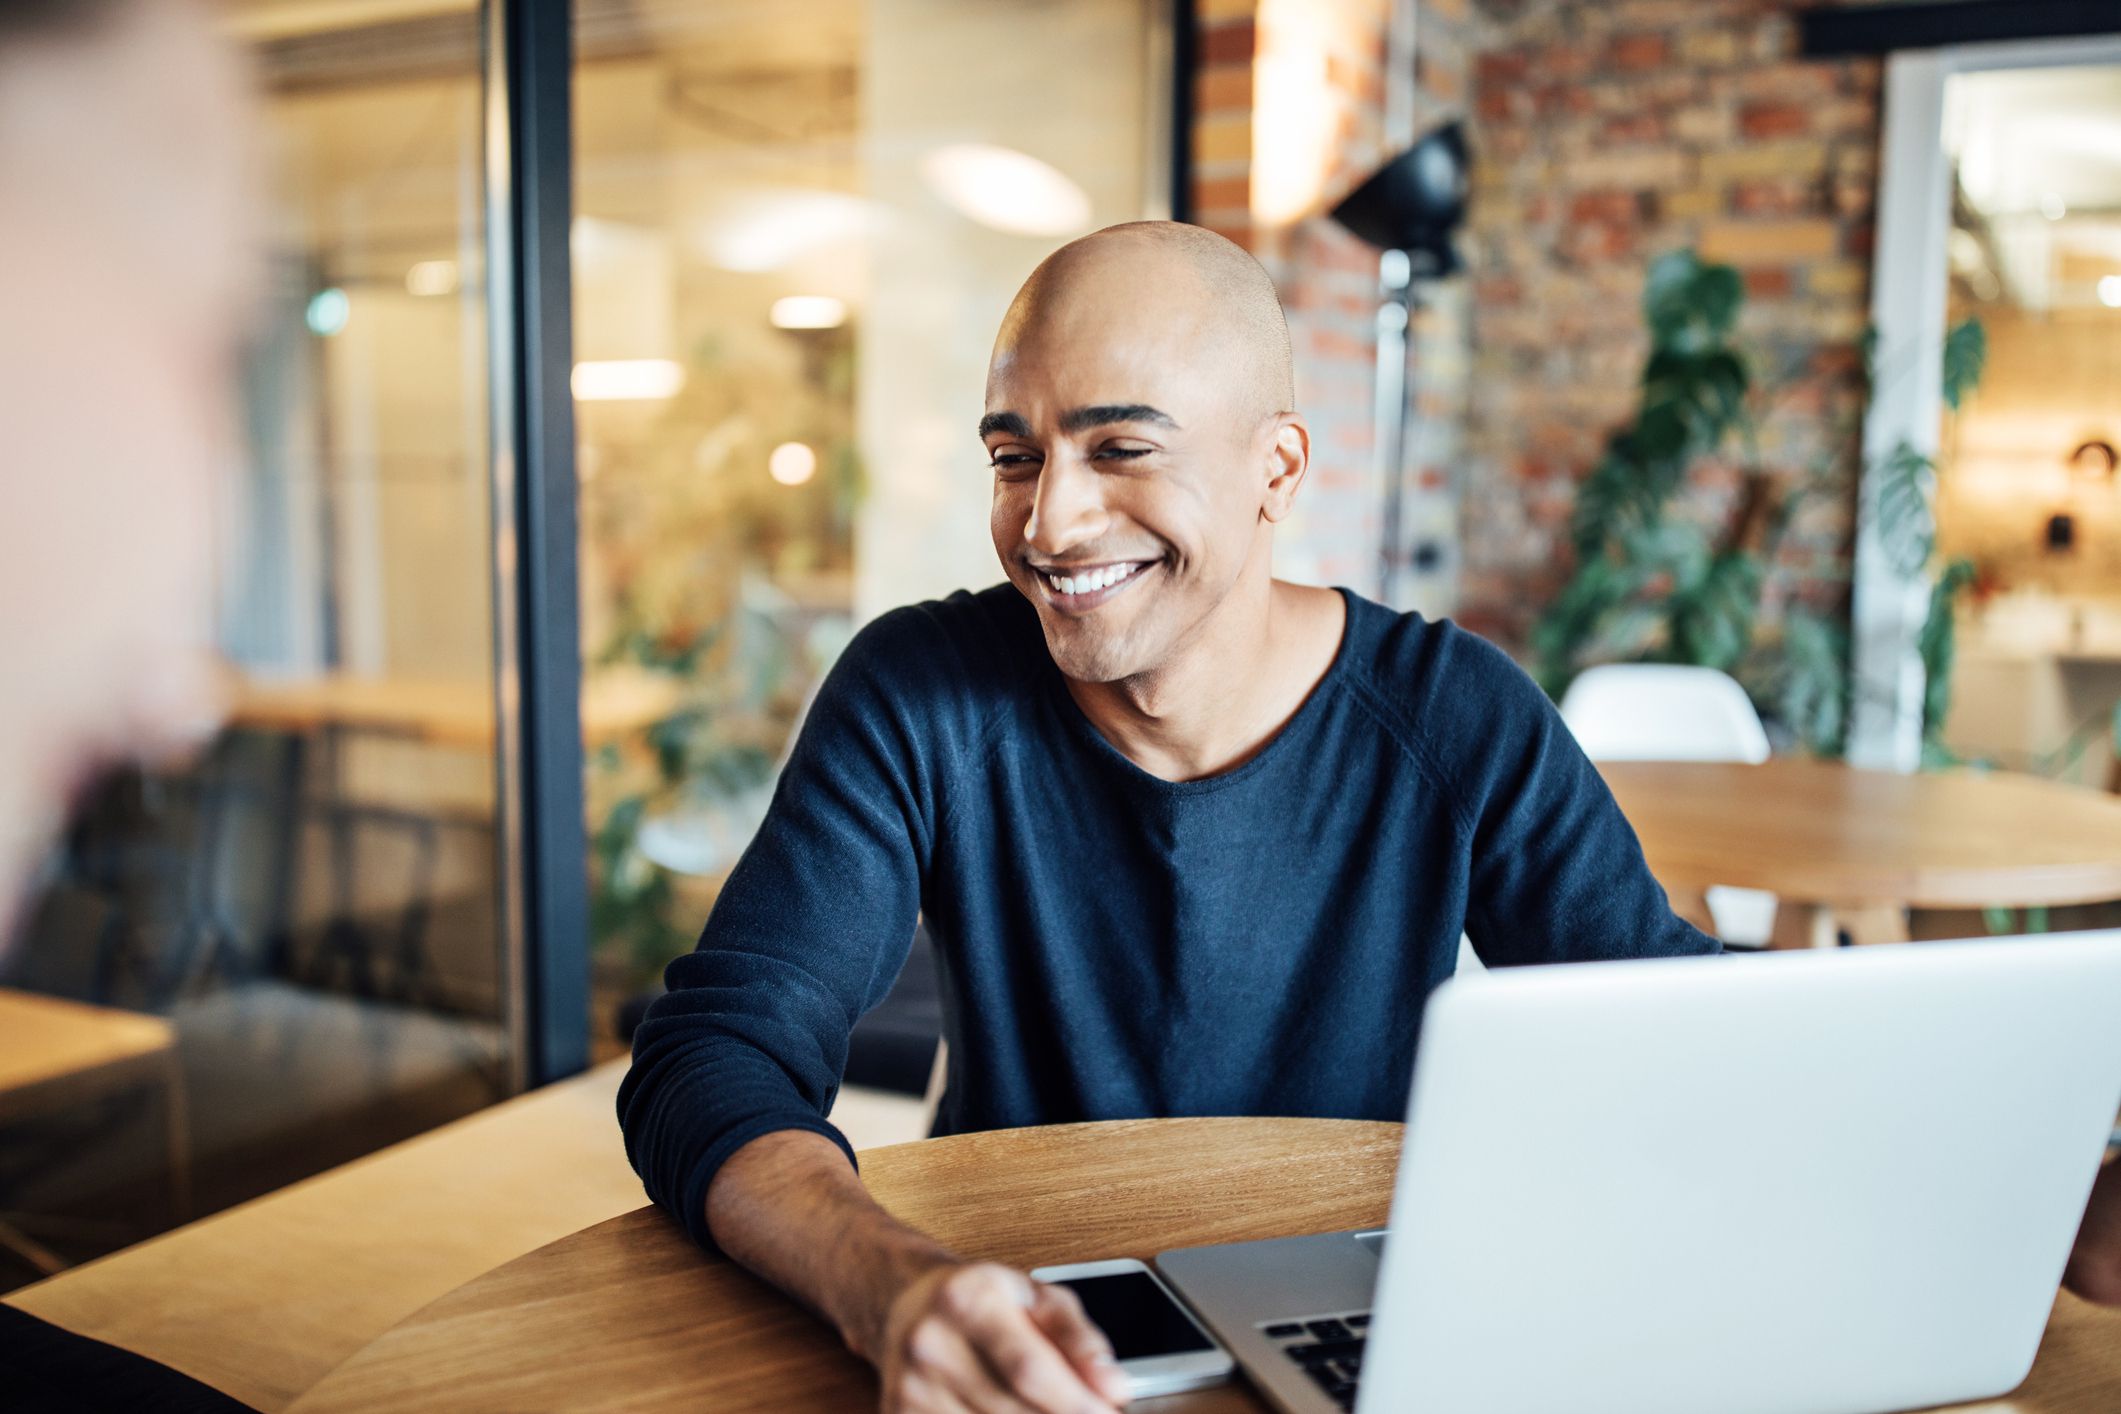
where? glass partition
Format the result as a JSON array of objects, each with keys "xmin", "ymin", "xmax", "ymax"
[
  {"xmin": 0, "ymin": 0, "xmax": 512, "ymax": 1287},
  {"xmin": 572, "ymin": 0, "xmax": 1171, "ymax": 1054}
]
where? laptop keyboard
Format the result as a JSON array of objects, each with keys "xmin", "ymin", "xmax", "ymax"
[{"xmin": 1259, "ymin": 1310, "xmax": 1370, "ymax": 1410}]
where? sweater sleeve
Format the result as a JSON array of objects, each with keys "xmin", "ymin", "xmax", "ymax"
[
  {"xmin": 1434, "ymin": 630, "xmax": 1719, "ymax": 966},
  {"xmin": 616, "ymin": 608, "xmax": 947, "ymax": 1250}
]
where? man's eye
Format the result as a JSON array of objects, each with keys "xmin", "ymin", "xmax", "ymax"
[
  {"xmin": 990, "ymin": 453, "xmax": 1040, "ymax": 478},
  {"xmin": 1095, "ymin": 445, "xmax": 1152, "ymax": 461}
]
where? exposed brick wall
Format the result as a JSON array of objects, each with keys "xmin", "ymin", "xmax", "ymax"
[
  {"xmin": 1190, "ymin": 0, "xmax": 1477, "ymax": 610},
  {"xmin": 1456, "ymin": 0, "xmax": 1884, "ymax": 651},
  {"xmin": 1189, "ymin": 0, "xmax": 1881, "ymax": 646},
  {"xmin": 1191, "ymin": 0, "xmax": 1259, "ymax": 249}
]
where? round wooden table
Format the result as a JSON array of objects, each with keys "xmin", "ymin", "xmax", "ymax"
[
  {"xmin": 291, "ymin": 1118, "xmax": 1400, "ymax": 1412},
  {"xmin": 1600, "ymin": 758, "xmax": 2121, "ymax": 946},
  {"xmin": 287, "ymin": 1116, "xmax": 2121, "ymax": 1413}
]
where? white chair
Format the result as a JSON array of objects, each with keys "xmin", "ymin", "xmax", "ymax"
[
  {"xmin": 1558, "ymin": 664, "xmax": 1777, "ymax": 947},
  {"xmin": 922, "ymin": 1037, "xmax": 949, "ymax": 1132}
]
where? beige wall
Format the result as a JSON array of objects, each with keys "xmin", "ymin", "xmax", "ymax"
[
  {"xmin": 240, "ymin": 69, "xmax": 493, "ymax": 686},
  {"xmin": 853, "ymin": 0, "xmax": 1160, "ymax": 621}
]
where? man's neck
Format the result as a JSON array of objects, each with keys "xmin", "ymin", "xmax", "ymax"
[{"xmin": 1062, "ymin": 576, "xmax": 1346, "ymax": 783}]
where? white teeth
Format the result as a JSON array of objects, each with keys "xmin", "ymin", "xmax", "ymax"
[{"xmin": 1044, "ymin": 561, "xmax": 1150, "ymax": 596}]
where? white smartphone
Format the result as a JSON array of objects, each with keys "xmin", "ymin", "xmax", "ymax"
[{"xmin": 1029, "ymin": 1257, "xmax": 1234, "ymax": 1398}]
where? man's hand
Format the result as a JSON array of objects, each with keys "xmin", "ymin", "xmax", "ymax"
[
  {"xmin": 874, "ymin": 1262, "xmax": 1130, "ymax": 1413},
  {"xmin": 2064, "ymin": 1157, "xmax": 2121, "ymax": 1306},
  {"xmin": 704, "ymin": 1130, "xmax": 1129, "ymax": 1412}
]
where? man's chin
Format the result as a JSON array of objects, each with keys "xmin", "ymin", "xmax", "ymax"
[{"xmin": 1037, "ymin": 616, "xmax": 1153, "ymax": 686}]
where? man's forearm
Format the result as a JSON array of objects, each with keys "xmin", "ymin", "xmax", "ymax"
[{"xmin": 705, "ymin": 1128, "xmax": 959, "ymax": 1360}]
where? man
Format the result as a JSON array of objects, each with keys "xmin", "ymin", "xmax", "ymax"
[
  {"xmin": 624, "ymin": 221, "xmax": 1734, "ymax": 1412},
  {"xmin": 624, "ymin": 222, "xmax": 2121, "ymax": 1412},
  {"xmin": 0, "ymin": 0, "xmax": 259, "ymax": 1407}
]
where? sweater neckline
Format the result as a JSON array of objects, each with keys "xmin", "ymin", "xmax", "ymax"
[{"xmin": 1039, "ymin": 586, "xmax": 1361, "ymax": 797}]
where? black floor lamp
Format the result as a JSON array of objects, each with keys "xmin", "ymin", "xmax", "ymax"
[{"xmin": 1330, "ymin": 120, "xmax": 1469, "ymax": 607}]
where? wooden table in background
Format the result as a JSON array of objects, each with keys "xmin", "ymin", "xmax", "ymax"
[
  {"xmin": 0, "ymin": 989, "xmax": 185, "ymax": 1274},
  {"xmin": 228, "ymin": 668, "xmax": 682, "ymax": 750},
  {"xmin": 1601, "ymin": 758, "xmax": 2121, "ymax": 947},
  {"xmin": 289, "ymin": 1116, "xmax": 2121, "ymax": 1414}
]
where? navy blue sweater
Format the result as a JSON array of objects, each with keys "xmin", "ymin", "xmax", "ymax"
[{"xmin": 620, "ymin": 585, "xmax": 1715, "ymax": 1247}]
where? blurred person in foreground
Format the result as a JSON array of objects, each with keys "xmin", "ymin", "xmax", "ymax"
[
  {"xmin": 0, "ymin": 0, "xmax": 252, "ymax": 940},
  {"xmin": 0, "ymin": 0, "xmax": 259, "ymax": 1408},
  {"xmin": 621, "ymin": 221, "xmax": 2121, "ymax": 1414}
]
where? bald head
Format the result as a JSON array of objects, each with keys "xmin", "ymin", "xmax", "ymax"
[{"xmin": 991, "ymin": 221, "xmax": 1294, "ymax": 423}]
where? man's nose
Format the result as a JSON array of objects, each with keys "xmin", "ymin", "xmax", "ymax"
[{"xmin": 1023, "ymin": 454, "xmax": 1108, "ymax": 558}]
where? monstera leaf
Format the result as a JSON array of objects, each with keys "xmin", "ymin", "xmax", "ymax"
[
  {"xmin": 1942, "ymin": 319, "xmax": 1987, "ymax": 412},
  {"xmin": 1918, "ymin": 557, "xmax": 1978, "ymax": 743},
  {"xmin": 1645, "ymin": 250, "xmax": 1743, "ymax": 353},
  {"xmin": 1776, "ymin": 611, "xmax": 1850, "ymax": 757},
  {"xmin": 1872, "ymin": 440, "xmax": 1936, "ymax": 577},
  {"xmin": 1669, "ymin": 550, "xmax": 1762, "ymax": 673}
]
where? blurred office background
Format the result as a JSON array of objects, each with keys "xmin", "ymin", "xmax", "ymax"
[{"xmin": 3, "ymin": 0, "xmax": 2118, "ymax": 1288}]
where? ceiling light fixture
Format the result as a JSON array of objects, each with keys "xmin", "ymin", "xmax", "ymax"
[
  {"xmin": 572, "ymin": 359, "xmax": 685, "ymax": 402},
  {"xmin": 769, "ymin": 441, "xmax": 818, "ymax": 486},
  {"xmin": 919, "ymin": 144, "xmax": 1092, "ymax": 237},
  {"xmin": 700, "ymin": 191, "xmax": 873, "ymax": 272},
  {"xmin": 405, "ymin": 260, "xmax": 460, "ymax": 297},
  {"xmin": 770, "ymin": 295, "xmax": 848, "ymax": 330}
]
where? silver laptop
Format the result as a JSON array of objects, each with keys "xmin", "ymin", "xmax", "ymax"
[{"xmin": 1158, "ymin": 934, "xmax": 2121, "ymax": 1414}]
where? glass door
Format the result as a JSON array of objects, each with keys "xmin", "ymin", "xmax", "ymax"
[{"xmin": 1933, "ymin": 63, "xmax": 2121, "ymax": 791}]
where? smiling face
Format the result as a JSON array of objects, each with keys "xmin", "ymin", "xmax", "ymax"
[{"xmin": 984, "ymin": 224, "xmax": 1305, "ymax": 685}]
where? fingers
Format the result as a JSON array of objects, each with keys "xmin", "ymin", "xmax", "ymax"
[
  {"xmin": 1027, "ymin": 1281, "xmax": 1130, "ymax": 1406},
  {"xmin": 897, "ymin": 1315, "xmax": 1023, "ymax": 1414},
  {"xmin": 943, "ymin": 1266, "xmax": 1120, "ymax": 1414},
  {"xmin": 887, "ymin": 1361, "xmax": 979, "ymax": 1414},
  {"xmin": 878, "ymin": 1264, "xmax": 1125, "ymax": 1414}
]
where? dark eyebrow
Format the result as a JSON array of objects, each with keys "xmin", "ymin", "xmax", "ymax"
[
  {"xmin": 978, "ymin": 411, "xmax": 1031, "ymax": 439},
  {"xmin": 1059, "ymin": 403, "xmax": 1178, "ymax": 435},
  {"xmin": 978, "ymin": 405, "xmax": 1180, "ymax": 441}
]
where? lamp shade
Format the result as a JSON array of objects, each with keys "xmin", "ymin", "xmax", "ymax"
[{"xmin": 1329, "ymin": 120, "xmax": 1468, "ymax": 276}]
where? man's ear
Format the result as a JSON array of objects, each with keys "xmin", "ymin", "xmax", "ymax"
[{"xmin": 1260, "ymin": 415, "xmax": 1310, "ymax": 524}]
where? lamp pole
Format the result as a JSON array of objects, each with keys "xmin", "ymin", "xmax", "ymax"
[{"xmin": 1371, "ymin": 248, "xmax": 1415, "ymax": 607}]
